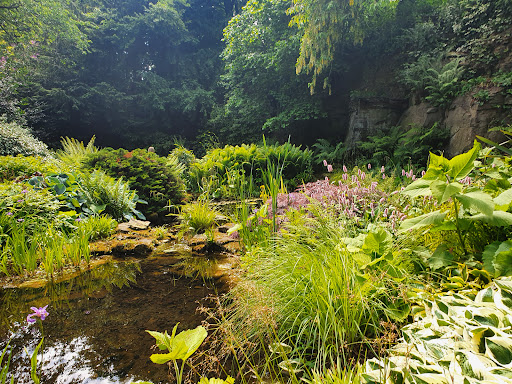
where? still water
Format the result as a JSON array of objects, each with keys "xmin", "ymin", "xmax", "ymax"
[{"xmin": 0, "ymin": 253, "xmax": 232, "ymax": 384}]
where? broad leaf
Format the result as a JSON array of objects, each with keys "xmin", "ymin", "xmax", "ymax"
[
  {"xmin": 362, "ymin": 227, "xmax": 392, "ymax": 257},
  {"xmin": 428, "ymin": 245, "xmax": 454, "ymax": 271},
  {"xmin": 456, "ymin": 191, "xmax": 495, "ymax": 216},
  {"xmin": 400, "ymin": 211, "xmax": 447, "ymax": 231},
  {"xmin": 430, "ymin": 181, "xmax": 462, "ymax": 204},
  {"xmin": 493, "ymin": 241, "xmax": 512, "ymax": 278},
  {"xmin": 402, "ymin": 178, "xmax": 432, "ymax": 198},
  {"xmin": 482, "ymin": 242, "xmax": 501, "ymax": 276},
  {"xmin": 424, "ymin": 152, "xmax": 450, "ymax": 180},
  {"xmin": 494, "ymin": 188, "xmax": 512, "ymax": 210},
  {"xmin": 469, "ymin": 211, "xmax": 512, "ymax": 226},
  {"xmin": 486, "ymin": 336, "xmax": 512, "ymax": 366},
  {"xmin": 447, "ymin": 140, "xmax": 480, "ymax": 180},
  {"xmin": 150, "ymin": 326, "xmax": 207, "ymax": 363}
]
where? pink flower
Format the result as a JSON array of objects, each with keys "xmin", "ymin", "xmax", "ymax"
[
  {"xmin": 6, "ymin": 212, "xmax": 13, "ymax": 216},
  {"xmin": 380, "ymin": 166, "xmax": 385, "ymax": 173},
  {"xmin": 27, "ymin": 305, "xmax": 49, "ymax": 324},
  {"xmin": 327, "ymin": 164, "xmax": 333, "ymax": 172},
  {"xmin": 323, "ymin": 159, "xmax": 328, "ymax": 167},
  {"xmin": 343, "ymin": 165, "xmax": 348, "ymax": 173},
  {"xmin": 421, "ymin": 170, "xmax": 426, "ymax": 177},
  {"xmin": 382, "ymin": 174, "xmax": 386, "ymax": 179},
  {"xmin": 342, "ymin": 173, "xmax": 348, "ymax": 181},
  {"xmin": 367, "ymin": 163, "xmax": 371, "ymax": 169},
  {"xmin": 402, "ymin": 169, "xmax": 406, "ymax": 176}
]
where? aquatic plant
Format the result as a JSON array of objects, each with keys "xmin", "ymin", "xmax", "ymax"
[
  {"xmin": 25, "ymin": 306, "xmax": 48, "ymax": 384},
  {"xmin": 0, "ymin": 339, "xmax": 13, "ymax": 384},
  {"xmin": 176, "ymin": 199, "xmax": 218, "ymax": 237},
  {"xmin": 142, "ymin": 324, "xmax": 208, "ymax": 384},
  {"xmin": 26, "ymin": 305, "xmax": 49, "ymax": 324}
]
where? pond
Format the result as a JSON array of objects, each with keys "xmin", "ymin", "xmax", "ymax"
[{"xmin": 0, "ymin": 250, "xmax": 235, "ymax": 384}]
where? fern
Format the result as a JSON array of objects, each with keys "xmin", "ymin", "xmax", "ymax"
[{"xmin": 57, "ymin": 136, "xmax": 98, "ymax": 169}]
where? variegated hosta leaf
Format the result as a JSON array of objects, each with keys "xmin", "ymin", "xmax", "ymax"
[{"xmin": 485, "ymin": 336, "xmax": 512, "ymax": 367}]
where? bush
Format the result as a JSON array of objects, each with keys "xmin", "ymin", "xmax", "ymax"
[
  {"xmin": 189, "ymin": 142, "xmax": 313, "ymax": 199},
  {"xmin": 0, "ymin": 155, "xmax": 60, "ymax": 182},
  {"xmin": 83, "ymin": 148, "xmax": 186, "ymax": 218},
  {"xmin": 0, "ymin": 116, "xmax": 49, "ymax": 157}
]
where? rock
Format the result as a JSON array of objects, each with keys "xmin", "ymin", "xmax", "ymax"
[
  {"xmin": 111, "ymin": 238, "xmax": 154, "ymax": 257},
  {"xmin": 189, "ymin": 234, "xmax": 208, "ymax": 246},
  {"xmin": 217, "ymin": 223, "xmax": 236, "ymax": 234},
  {"xmin": 117, "ymin": 219, "xmax": 151, "ymax": 232}
]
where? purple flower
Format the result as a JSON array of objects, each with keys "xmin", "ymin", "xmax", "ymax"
[
  {"xmin": 75, "ymin": 217, "xmax": 82, "ymax": 222},
  {"xmin": 17, "ymin": 218, "xmax": 24, "ymax": 222},
  {"xmin": 6, "ymin": 212, "xmax": 12, "ymax": 216},
  {"xmin": 27, "ymin": 305, "xmax": 49, "ymax": 324},
  {"xmin": 21, "ymin": 189, "xmax": 28, "ymax": 193},
  {"xmin": 17, "ymin": 199, "xmax": 23, "ymax": 203}
]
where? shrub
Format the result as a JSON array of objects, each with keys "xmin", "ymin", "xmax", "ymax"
[
  {"xmin": 79, "ymin": 170, "xmax": 146, "ymax": 221},
  {"xmin": 176, "ymin": 200, "xmax": 218, "ymax": 237},
  {"xmin": 0, "ymin": 116, "xmax": 49, "ymax": 157},
  {"xmin": 83, "ymin": 148, "xmax": 186, "ymax": 218},
  {"xmin": 0, "ymin": 155, "xmax": 60, "ymax": 182},
  {"xmin": 189, "ymin": 142, "xmax": 313, "ymax": 199}
]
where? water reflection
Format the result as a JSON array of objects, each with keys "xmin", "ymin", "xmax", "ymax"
[{"xmin": 0, "ymin": 255, "xmax": 223, "ymax": 384}]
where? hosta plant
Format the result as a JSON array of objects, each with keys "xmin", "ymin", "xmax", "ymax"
[{"xmin": 362, "ymin": 277, "xmax": 512, "ymax": 384}]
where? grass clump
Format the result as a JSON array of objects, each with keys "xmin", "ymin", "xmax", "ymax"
[{"xmin": 223, "ymin": 205, "xmax": 412, "ymax": 377}]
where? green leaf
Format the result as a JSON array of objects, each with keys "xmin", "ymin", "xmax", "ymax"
[
  {"xmin": 362, "ymin": 227, "xmax": 392, "ymax": 257},
  {"xmin": 429, "ymin": 245, "xmax": 454, "ymax": 271},
  {"xmin": 149, "ymin": 326, "xmax": 207, "ymax": 364},
  {"xmin": 482, "ymin": 242, "xmax": 501, "ymax": 276},
  {"xmin": 400, "ymin": 211, "xmax": 447, "ymax": 231},
  {"xmin": 477, "ymin": 135, "xmax": 512, "ymax": 156},
  {"xmin": 424, "ymin": 152, "xmax": 450, "ymax": 180},
  {"xmin": 486, "ymin": 336, "xmax": 512, "ymax": 366},
  {"xmin": 410, "ymin": 373, "xmax": 449, "ymax": 384},
  {"xmin": 430, "ymin": 181, "xmax": 462, "ymax": 204},
  {"xmin": 402, "ymin": 178, "xmax": 432, "ymax": 198},
  {"xmin": 494, "ymin": 188, "xmax": 512, "ymax": 210},
  {"xmin": 468, "ymin": 211, "xmax": 512, "ymax": 226},
  {"xmin": 493, "ymin": 241, "xmax": 512, "ymax": 277},
  {"xmin": 146, "ymin": 329, "xmax": 173, "ymax": 351},
  {"xmin": 53, "ymin": 183, "xmax": 66, "ymax": 195},
  {"xmin": 456, "ymin": 191, "xmax": 495, "ymax": 215},
  {"xmin": 447, "ymin": 140, "xmax": 481, "ymax": 180}
]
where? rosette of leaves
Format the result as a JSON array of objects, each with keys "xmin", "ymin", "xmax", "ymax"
[
  {"xmin": 83, "ymin": 148, "xmax": 186, "ymax": 218},
  {"xmin": 362, "ymin": 278, "xmax": 512, "ymax": 384}
]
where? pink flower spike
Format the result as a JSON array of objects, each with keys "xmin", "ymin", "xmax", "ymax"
[
  {"xmin": 343, "ymin": 165, "xmax": 348, "ymax": 173},
  {"xmin": 380, "ymin": 166, "xmax": 385, "ymax": 173},
  {"xmin": 323, "ymin": 159, "xmax": 328, "ymax": 167},
  {"xmin": 367, "ymin": 163, "xmax": 371, "ymax": 169},
  {"xmin": 382, "ymin": 174, "xmax": 386, "ymax": 179},
  {"xmin": 327, "ymin": 164, "xmax": 333, "ymax": 172},
  {"xmin": 402, "ymin": 169, "xmax": 406, "ymax": 176},
  {"xmin": 421, "ymin": 170, "xmax": 426, "ymax": 177}
]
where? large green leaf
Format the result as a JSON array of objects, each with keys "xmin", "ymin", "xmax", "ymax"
[
  {"xmin": 456, "ymin": 191, "xmax": 495, "ymax": 216},
  {"xmin": 469, "ymin": 211, "xmax": 512, "ymax": 226},
  {"xmin": 447, "ymin": 140, "xmax": 481, "ymax": 181},
  {"xmin": 402, "ymin": 178, "xmax": 432, "ymax": 198},
  {"xmin": 400, "ymin": 211, "xmax": 447, "ymax": 231},
  {"xmin": 482, "ymin": 243, "xmax": 500, "ymax": 276},
  {"xmin": 429, "ymin": 245, "xmax": 454, "ymax": 271},
  {"xmin": 362, "ymin": 227, "xmax": 392, "ymax": 257},
  {"xmin": 424, "ymin": 152, "xmax": 450, "ymax": 180},
  {"xmin": 493, "ymin": 241, "xmax": 512, "ymax": 278},
  {"xmin": 149, "ymin": 326, "xmax": 207, "ymax": 364},
  {"xmin": 494, "ymin": 188, "xmax": 512, "ymax": 210},
  {"xmin": 431, "ymin": 181, "xmax": 462, "ymax": 204}
]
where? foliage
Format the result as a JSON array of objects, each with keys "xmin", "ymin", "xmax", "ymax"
[
  {"xmin": 288, "ymin": 0, "xmax": 398, "ymax": 92},
  {"xmin": 144, "ymin": 324, "xmax": 207, "ymax": 384},
  {"xmin": 189, "ymin": 142, "xmax": 313, "ymax": 199},
  {"xmin": 0, "ymin": 338, "xmax": 13, "ymax": 384},
  {"xmin": 57, "ymin": 136, "xmax": 98, "ymax": 169},
  {"xmin": 0, "ymin": 155, "xmax": 59, "ymax": 183},
  {"xmin": 176, "ymin": 200, "xmax": 218, "ymax": 237},
  {"xmin": 226, "ymin": 207, "xmax": 412, "ymax": 375},
  {"xmin": 83, "ymin": 148, "xmax": 186, "ymax": 218},
  {"xmin": 77, "ymin": 215, "xmax": 117, "ymax": 242},
  {"xmin": 362, "ymin": 278, "xmax": 512, "ymax": 384},
  {"xmin": 359, "ymin": 124, "xmax": 449, "ymax": 169},
  {"xmin": 401, "ymin": 141, "xmax": 512, "ymax": 269},
  {"xmin": 78, "ymin": 170, "xmax": 147, "ymax": 222},
  {"xmin": 312, "ymin": 139, "xmax": 347, "ymax": 167},
  {"xmin": 217, "ymin": 0, "xmax": 325, "ymax": 142},
  {"xmin": 0, "ymin": 116, "xmax": 49, "ymax": 157}
]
